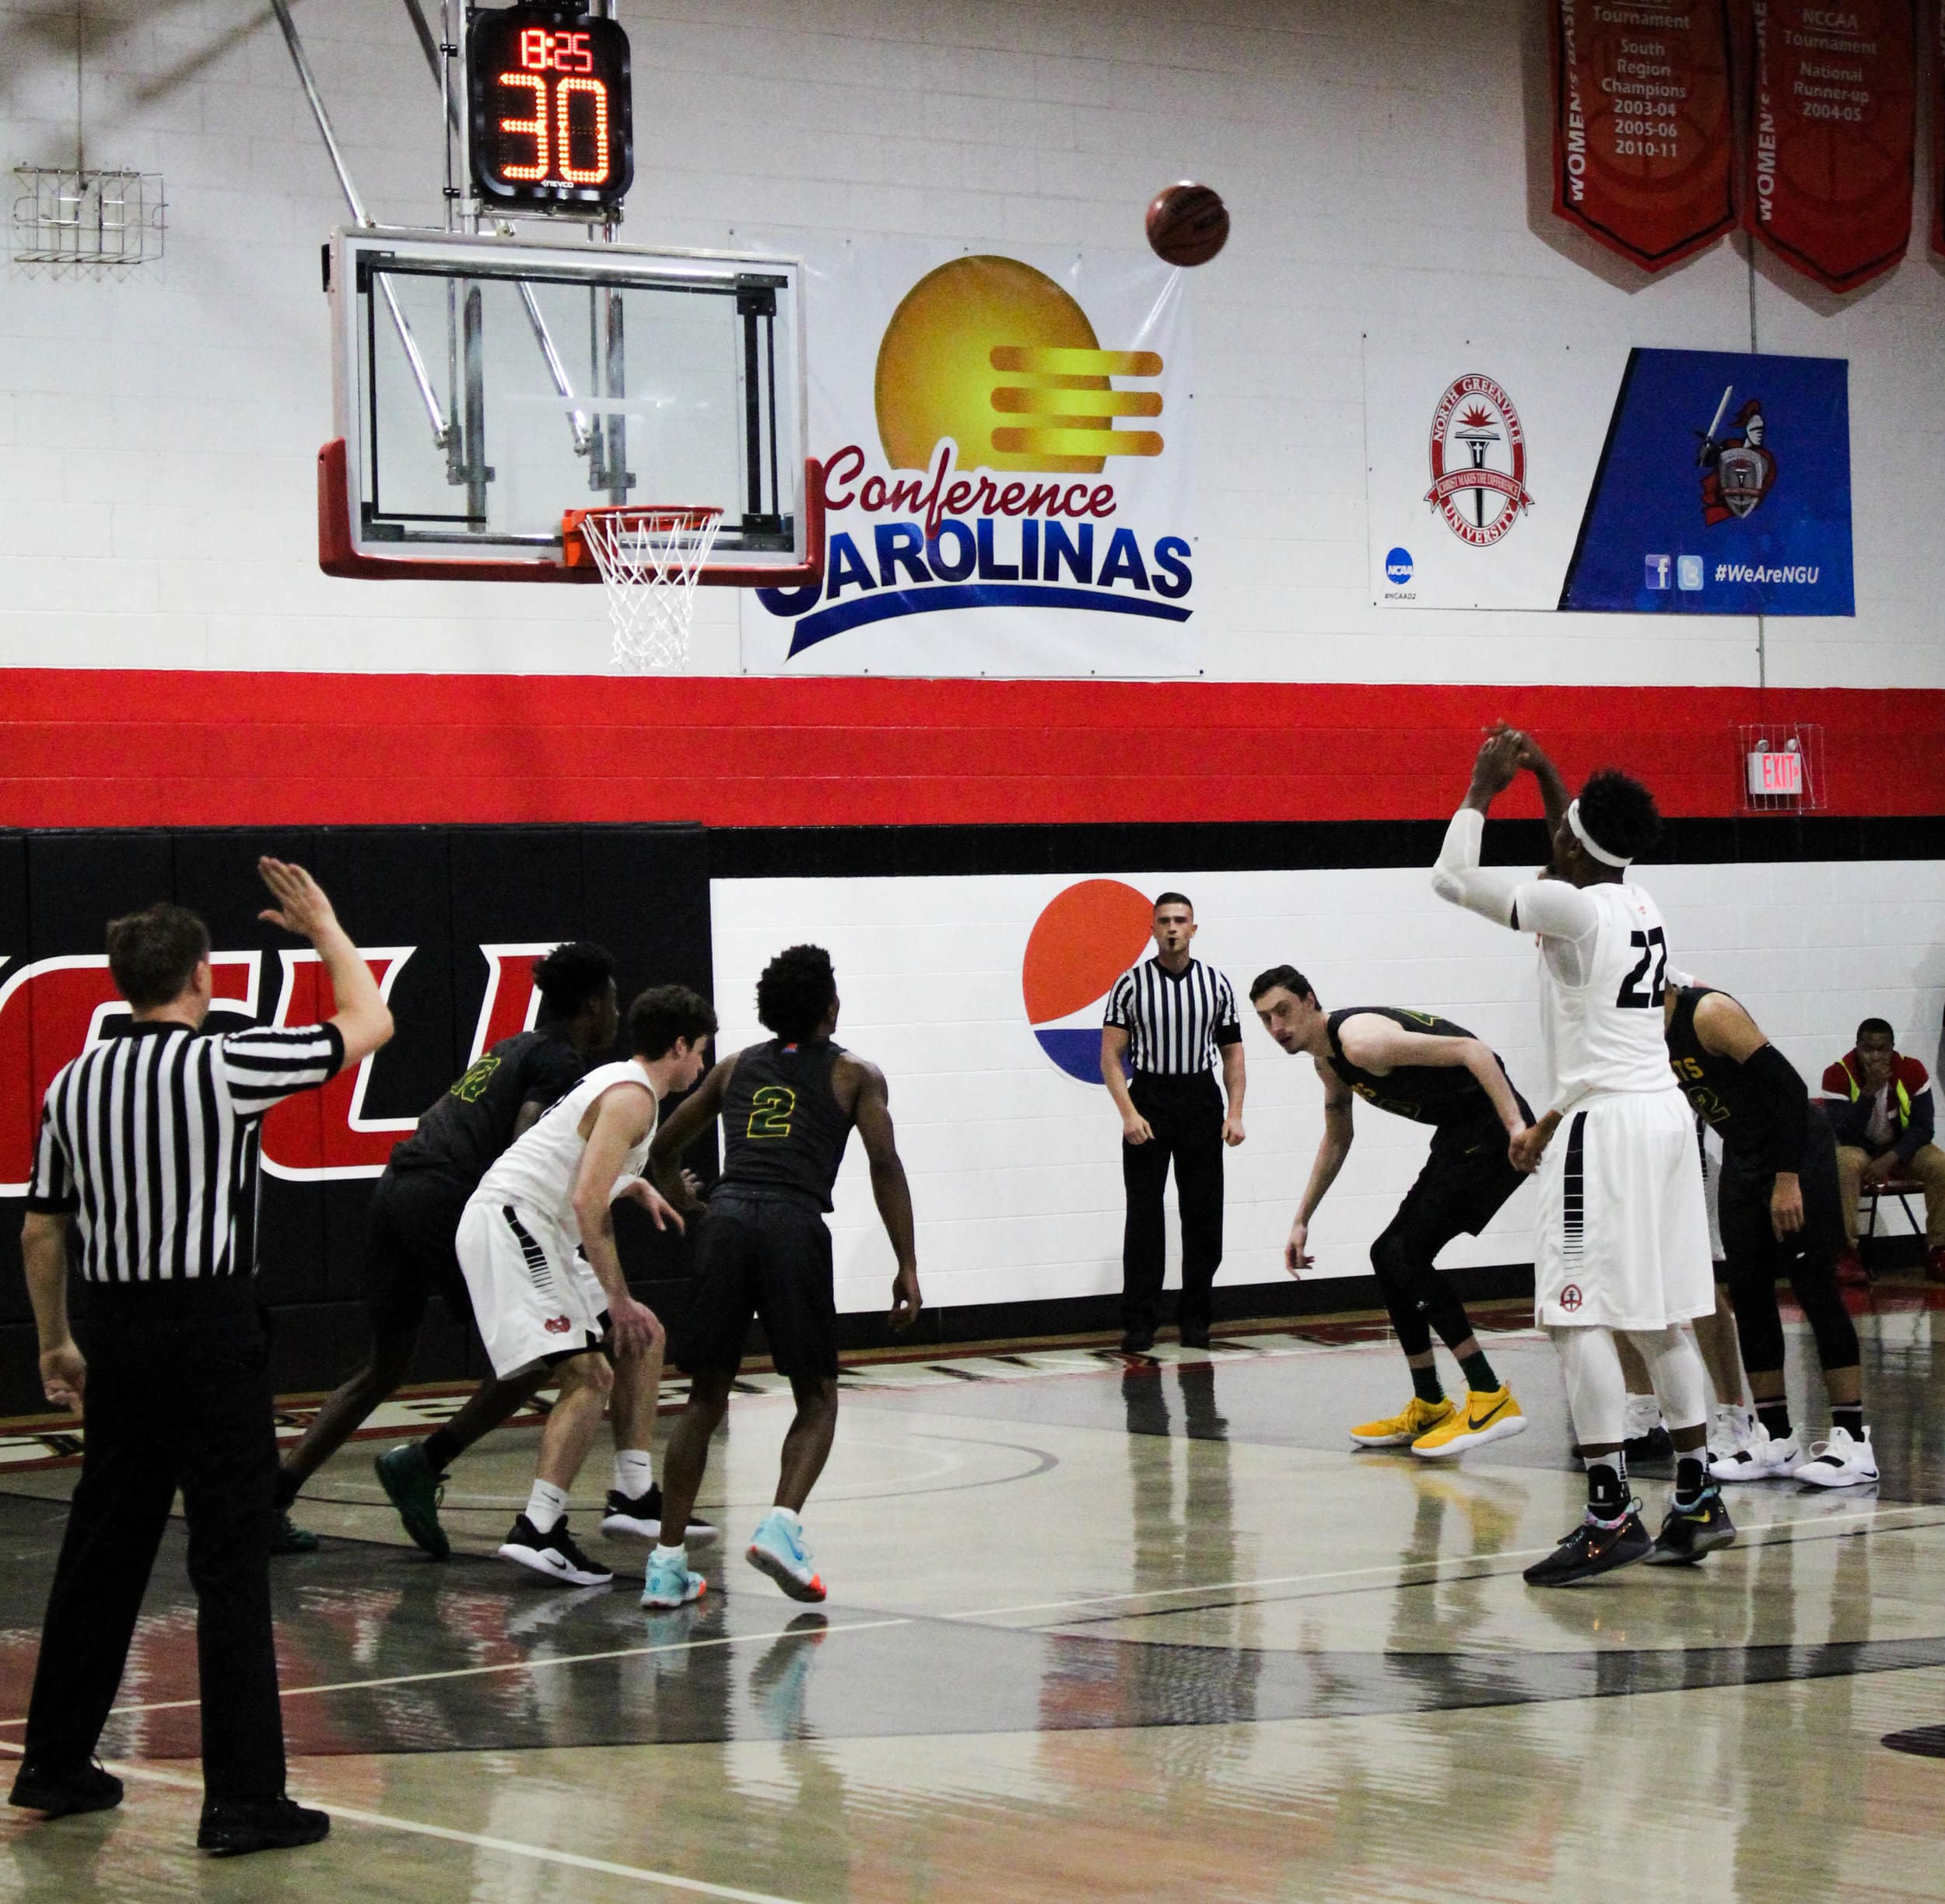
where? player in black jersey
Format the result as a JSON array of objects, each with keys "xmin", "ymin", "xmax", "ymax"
[
  {"xmin": 1664, "ymin": 984, "xmax": 1877, "ymax": 1491},
  {"xmin": 275, "ymin": 943, "xmax": 712, "ymax": 1555},
  {"xmin": 1250, "ymin": 966, "xmax": 1536, "ymax": 1457},
  {"xmin": 641, "ymin": 945, "xmax": 921, "ymax": 1608}
]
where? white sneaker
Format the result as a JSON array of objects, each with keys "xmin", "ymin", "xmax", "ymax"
[
  {"xmin": 1708, "ymin": 1420, "xmax": 1803, "ymax": 1481},
  {"xmin": 1708, "ymin": 1402, "xmax": 1753, "ymax": 1461},
  {"xmin": 1795, "ymin": 1425, "xmax": 1879, "ymax": 1488}
]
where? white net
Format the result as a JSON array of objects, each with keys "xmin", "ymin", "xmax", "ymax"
[{"xmin": 576, "ymin": 506, "xmax": 724, "ymax": 672}]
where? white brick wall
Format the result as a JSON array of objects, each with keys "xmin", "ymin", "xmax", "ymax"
[
  {"xmin": 0, "ymin": 0, "xmax": 1937, "ymax": 682},
  {"xmin": 710, "ymin": 861, "xmax": 1945, "ymax": 1317}
]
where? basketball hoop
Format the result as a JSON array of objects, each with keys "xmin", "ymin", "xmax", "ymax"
[{"xmin": 562, "ymin": 504, "xmax": 724, "ymax": 671}]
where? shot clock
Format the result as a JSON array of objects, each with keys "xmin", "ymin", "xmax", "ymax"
[{"xmin": 467, "ymin": 4, "xmax": 633, "ymax": 211}]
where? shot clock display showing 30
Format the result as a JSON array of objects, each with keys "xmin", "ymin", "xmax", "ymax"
[{"xmin": 467, "ymin": 4, "xmax": 633, "ymax": 211}]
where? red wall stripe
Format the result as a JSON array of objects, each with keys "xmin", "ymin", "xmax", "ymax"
[{"xmin": 0, "ymin": 671, "xmax": 1939, "ymax": 829}]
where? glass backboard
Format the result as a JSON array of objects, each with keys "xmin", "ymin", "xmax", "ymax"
[{"xmin": 321, "ymin": 226, "xmax": 815, "ymax": 583}]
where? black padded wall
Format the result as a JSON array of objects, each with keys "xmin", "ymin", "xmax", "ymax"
[{"xmin": 0, "ymin": 825, "xmax": 713, "ymax": 1411}]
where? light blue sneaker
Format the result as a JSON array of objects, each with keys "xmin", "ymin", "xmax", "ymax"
[
  {"xmin": 745, "ymin": 1509, "xmax": 826, "ymax": 1603},
  {"xmin": 640, "ymin": 1548, "xmax": 707, "ymax": 1610}
]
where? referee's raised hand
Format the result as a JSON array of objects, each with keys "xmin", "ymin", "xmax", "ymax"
[
  {"xmin": 254, "ymin": 857, "xmax": 394, "ymax": 1066},
  {"xmin": 256, "ymin": 857, "xmax": 339, "ymax": 941}
]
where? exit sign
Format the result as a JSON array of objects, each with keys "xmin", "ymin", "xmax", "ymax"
[{"xmin": 1747, "ymin": 749, "xmax": 1803, "ymax": 797}]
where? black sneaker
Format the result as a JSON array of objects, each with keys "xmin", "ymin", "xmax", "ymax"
[
  {"xmin": 375, "ymin": 1443, "xmax": 450, "ymax": 1560},
  {"xmin": 1523, "ymin": 1503, "xmax": 1653, "ymax": 1587},
  {"xmin": 197, "ymin": 1796, "xmax": 331, "ymax": 1857},
  {"xmin": 600, "ymin": 1483, "xmax": 719, "ymax": 1543},
  {"xmin": 497, "ymin": 1513, "xmax": 612, "ymax": 1586},
  {"xmin": 269, "ymin": 1510, "xmax": 320, "ymax": 1555},
  {"xmin": 1623, "ymin": 1423, "xmax": 1673, "ymax": 1464},
  {"xmin": 1647, "ymin": 1482, "xmax": 1738, "ymax": 1566},
  {"xmin": 8, "ymin": 1759, "xmax": 123, "ymax": 1817},
  {"xmin": 1119, "ymin": 1331, "xmax": 1156, "ymax": 1354},
  {"xmin": 1178, "ymin": 1325, "xmax": 1211, "ymax": 1350}
]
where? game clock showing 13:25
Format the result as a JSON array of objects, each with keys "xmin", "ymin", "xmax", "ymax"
[{"xmin": 467, "ymin": 4, "xmax": 634, "ymax": 210}]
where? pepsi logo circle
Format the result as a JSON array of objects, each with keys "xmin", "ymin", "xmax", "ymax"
[
  {"xmin": 1022, "ymin": 879, "xmax": 1154, "ymax": 1082},
  {"xmin": 1384, "ymin": 547, "xmax": 1414, "ymax": 584}
]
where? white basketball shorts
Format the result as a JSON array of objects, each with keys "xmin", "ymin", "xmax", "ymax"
[
  {"xmin": 456, "ymin": 1196, "xmax": 608, "ymax": 1378},
  {"xmin": 1534, "ymin": 1087, "xmax": 1714, "ymax": 1331}
]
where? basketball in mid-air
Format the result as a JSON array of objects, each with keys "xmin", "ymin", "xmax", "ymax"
[{"xmin": 1145, "ymin": 182, "xmax": 1229, "ymax": 266}]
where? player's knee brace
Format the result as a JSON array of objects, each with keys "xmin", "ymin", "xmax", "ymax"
[
  {"xmin": 1369, "ymin": 1229, "xmax": 1434, "ymax": 1355},
  {"xmin": 1723, "ymin": 1265, "xmax": 1787, "ymax": 1375},
  {"xmin": 1553, "ymin": 1326, "xmax": 1627, "ymax": 1446},
  {"xmin": 1789, "ymin": 1268, "xmax": 1861, "ymax": 1371},
  {"xmin": 1624, "ymin": 1324, "xmax": 1706, "ymax": 1432}
]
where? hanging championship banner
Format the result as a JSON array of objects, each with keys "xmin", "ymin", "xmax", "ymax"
[
  {"xmin": 1933, "ymin": 0, "xmax": 1945, "ymax": 256},
  {"xmin": 1746, "ymin": 0, "xmax": 1916, "ymax": 292},
  {"xmin": 1549, "ymin": 0, "xmax": 1738, "ymax": 271},
  {"xmin": 738, "ymin": 241, "xmax": 1197, "ymax": 678}
]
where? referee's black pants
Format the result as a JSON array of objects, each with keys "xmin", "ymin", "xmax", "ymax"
[
  {"xmin": 23, "ymin": 1279, "xmax": 286, "ymax": 1801},
  {"xmin": 1121, "ymin": 1071, "xmax": 1225, "ymax": 1336}
]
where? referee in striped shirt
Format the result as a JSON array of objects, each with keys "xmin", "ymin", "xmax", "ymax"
[
  {"xmin": 1101, "ymin": 892, "xmax": 1246, "ymax": 1352},
  {"xmin": 10, "ymin": 857, "xmax": 391, "ymax": 1856}
]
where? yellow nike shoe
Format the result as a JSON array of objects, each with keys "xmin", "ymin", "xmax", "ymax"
[
  {"xmin": 1411, "ymin": 1384, "xmax": 1527, "ymax": 1458},
  {"xmin": 1351, "ymin": 1394, "xmax": 1456, "ymax": 1447}
]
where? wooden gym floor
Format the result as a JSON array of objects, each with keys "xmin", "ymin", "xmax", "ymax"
[{"xmin": 1, "ymin": 1294, "xmax": 1943, "ymax": 1903}]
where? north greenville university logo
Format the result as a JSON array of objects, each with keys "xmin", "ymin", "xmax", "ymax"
[{"xmin": 1425, "ymin": 374, "xmax": 1533, "ymax": 547}]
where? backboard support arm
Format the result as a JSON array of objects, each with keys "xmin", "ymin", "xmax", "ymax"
[{"xmin": 272, "ymin": 0, "xmax": 451, "ymax": 452}]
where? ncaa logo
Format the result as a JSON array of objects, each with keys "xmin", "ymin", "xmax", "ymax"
[
  {"xmin": 1384, "ymin": 547, "xmax": 1414, "ymax": 585},
  {"xmin": 1559, "ymin": 1285, "xmax": 1583, "ymax": 1313},
  {"xmin": 1022, "ymin": 880, "xmax": 1155, "ymax": 1082}
]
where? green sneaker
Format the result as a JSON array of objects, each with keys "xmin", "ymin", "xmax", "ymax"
[
  {"xmin": 269, "ymin": 1510, "xmax": 319, "ymax": 1555},
  {"xmin": 374, "ymin": 1443, "xmax": 450, "ymax": 1560}
]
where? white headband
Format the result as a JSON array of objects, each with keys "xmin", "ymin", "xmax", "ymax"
[{"xmin": 1567, "ymin": 798, "xmax": 1632, "ymax": 868}]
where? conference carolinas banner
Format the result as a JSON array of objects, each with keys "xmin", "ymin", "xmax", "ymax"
[
  {"xmin": 1549, "ymin": 0, "xmax": 1738, "ymax": 272},
  {"xmin": 1746, "ymin": 0, "xmax": 1916, "ymax": 292},
  {"xmin": 738, "ymin": 240, "xmax": 1197, "ymax": 678},
  {"xmin": 1365, "ymin": 342, "xmax": 1853, "ymax": 615}
]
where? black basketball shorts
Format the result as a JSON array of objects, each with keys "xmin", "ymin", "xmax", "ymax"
[
  {"xmin": 363, "ymin": 1170, "xmax": 475, "ymax": 1338},
  {"xmin": 1392, "ymin": 1116, "xmax": 1527, "ymax": 1244},
  {"xmin": 672, "ymin": 1194, "xmax": 838, "ymax": 1382},
  {"xmin": 1718, "ymin": 1116, "xmax": 1848, "ymax": 1282}
]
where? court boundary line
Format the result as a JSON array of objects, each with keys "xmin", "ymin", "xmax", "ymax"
[
  {"xmin": 943, "ymin": 1502, "xmax": 1945, "ymax": 1623},
  {"xmin": 1053, "ymin": 1506, "xmax": 1945, "ymax": 1625},
  {"xmin": 0, "ymin": 1737, "xmax": 810, "ymax": 1902},
  {"xmin": 0, "ymin": 1615, "xmax": 912, "ymax": 1725},
  {"xmin": 3, "ymin": 1501, "xmax": 1937, "ymax": 1730}
]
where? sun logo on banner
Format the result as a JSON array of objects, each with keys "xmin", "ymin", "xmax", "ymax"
[
  {"xmin": 874, "ymin": 256, "xmax": 1163, "ymax": 475},
  {"xmin": 1022, "ymin": 879, "xmax": 1156, "ymax": 1083}
]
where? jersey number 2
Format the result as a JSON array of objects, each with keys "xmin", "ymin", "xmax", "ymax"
[
  {"xmin": 1616, "ymin": 927, "xmax": 1668, "ymax": 1009},
  {"xmin": 746, "ymin": 1085, "xmax": 797, "ymax": 1140}
]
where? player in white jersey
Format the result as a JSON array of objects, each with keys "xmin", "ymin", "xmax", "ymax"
[
  {"xmin": 457, "ymin": 985, "xmax": 716, "ymax": 1585},
  {"xmin": 1432, "ymin": 728, "xmax": 1735, "ymax": 1585}
]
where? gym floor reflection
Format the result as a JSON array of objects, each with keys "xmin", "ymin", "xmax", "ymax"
[{"xmin": 2, "ymin": 1301, "xmax": 1943, "ymax": 1902}]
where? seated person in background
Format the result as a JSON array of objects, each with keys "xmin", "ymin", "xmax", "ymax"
[{"xmin": 1820, "ymin": 1017, "xmax": 1945, "ymax": 1284}]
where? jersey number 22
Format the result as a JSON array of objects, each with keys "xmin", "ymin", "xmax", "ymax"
[{"xmin": 1616, "ymin": 927, "xmax": 1668, "ymax": 1009}]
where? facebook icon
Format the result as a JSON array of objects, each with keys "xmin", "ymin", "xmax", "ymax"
[{"xmin": 1644, "ymin": 554, "xmax": 1673, "ymax": 591}]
